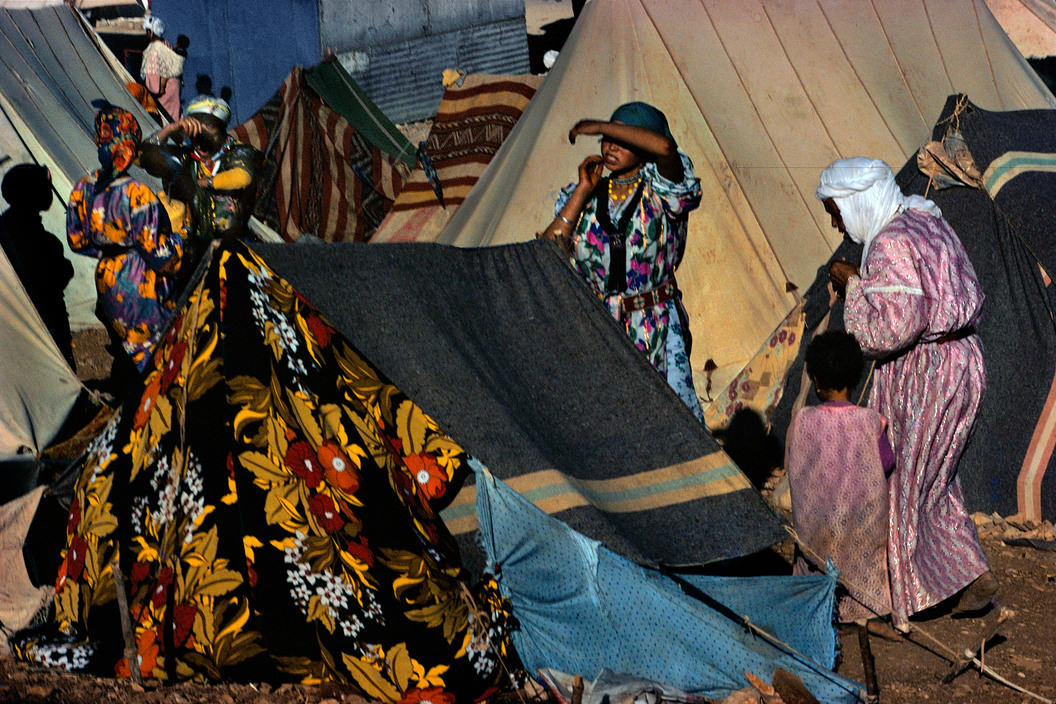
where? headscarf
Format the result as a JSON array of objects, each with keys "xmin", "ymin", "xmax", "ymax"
[
  {"xmin": 143, "ymin": 15, "xmax": 165, "ymax": 37},
  {"xmin": 609, "ymin": 101, "xmax": 672, "ymax": 139},
  {"xmin": 94, "ymin": 105, "xmax": 141, "ymax": 175},
  {"xmin": 815, "ymin": 157, "xmax": 941, "ymax": 266},
  {"xmin": 186, "ymin": 95, "xmax": 231, "ymax": 126}
]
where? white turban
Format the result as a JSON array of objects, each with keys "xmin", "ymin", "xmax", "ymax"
[
  {"xmin": 816, "ymin": 157, "xmax": 941, "ymax": 267},
  {"xmin": 143, "ymin": 15, "xmax": 165, "ymax": 36}
]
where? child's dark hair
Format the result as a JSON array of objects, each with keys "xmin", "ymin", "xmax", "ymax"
[{"xmin": 805, "ymin": 330, "xmax": 864, "ymax": 392}]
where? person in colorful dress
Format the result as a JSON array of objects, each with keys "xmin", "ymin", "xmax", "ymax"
[
  {"xmin": 540, "ymin": 101, "xmax": 704, "ymax": 419},
  {"xmin": 786, "ymin": 330, "xmax": 895, "ymax": 633},
  {"xmin": 819, "ymin": 157, "xmax": 997, "ymax": 626},
  {"xmin": 147, "ymin": 94, "xmax": 260, "ymax": 242},
  {"xmin": 140, "ymin": 16, "xmax": 183, "ymax": 122},
  {"xmin": 0, "ymin": 163, "xmax": 76, "ymax": 369},
  {"xmin": 67, "ymin": 105, "xmax": 183, "ymax": 383}
]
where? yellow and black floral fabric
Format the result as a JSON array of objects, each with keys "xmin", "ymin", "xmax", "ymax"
[{"xmin": 14, "ymin": 241, "xmax": 518, "ymax": 703}]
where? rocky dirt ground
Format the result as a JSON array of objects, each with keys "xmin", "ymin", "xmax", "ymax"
[{"xmin": 3, "ymin": 521, "xmax": 1053, "ymax": 704}]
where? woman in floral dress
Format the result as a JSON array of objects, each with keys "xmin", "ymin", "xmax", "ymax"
[
  {"xmin": 67, "ymin": 105, "xmax": 182, "ymax": 378},
  {"xmin": 541, "ymin": 101, "xmax": 704, "ymax": 419}
]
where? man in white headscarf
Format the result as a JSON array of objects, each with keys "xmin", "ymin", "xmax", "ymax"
[
  {"xmin": 817, "ymin": 157, "xmax": 996, "ymax": 628},
  {"xmin": 140, "ymin": 15, "xmax": 184, "ymax": 121}
]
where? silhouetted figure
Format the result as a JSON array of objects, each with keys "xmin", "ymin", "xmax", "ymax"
[
  {"xmin": 0, "ymin": 164, "xmax": 76, "ymax": 369},
  {"xmin": 194, "ymin": 74, "xmax": 213, "ymax": 96}
]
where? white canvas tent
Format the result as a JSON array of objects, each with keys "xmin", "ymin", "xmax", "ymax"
[
  {"xmin": 0, "ymin": 1, "xmax": 158, "ymax": 457},
  {"xmin": 409, "ymin": 0, "xmax": 1056, "ymax": 395},
  {"xmin": 984, "ymin": 0, "xmax": 1056, "ymax": 58}
]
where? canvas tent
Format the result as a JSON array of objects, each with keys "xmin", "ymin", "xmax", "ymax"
[
  {"xmin": 417, "ymin": 0, "xmax": 1056, "ymax": 404},
  {"xmin": 0, "ymin": 1, "xmax": 163, "ymax": 459},
  {"xmin": 984, "ymin": 0, "xmax": 1056, "ymax": 57}
]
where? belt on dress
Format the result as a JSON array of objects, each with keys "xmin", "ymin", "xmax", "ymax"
[
  {"xmin": 935, "ymin": 325, "xmax": 976, "ymax": 344},
  {"xmin": 618, "ymin": 281, "xmax": 679, "ymax": 316}
]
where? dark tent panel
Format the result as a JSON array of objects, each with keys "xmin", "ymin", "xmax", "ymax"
[{"xmin": 254, "ymin": 239, "xmax": 787, "ymax": 570}]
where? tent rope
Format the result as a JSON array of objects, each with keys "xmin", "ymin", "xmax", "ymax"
[{"xmin": 785, "ymin": 525, "xmax": 1053, "ymax": 703}]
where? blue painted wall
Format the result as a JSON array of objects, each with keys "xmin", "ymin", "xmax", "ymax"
[{"xmin": 150, "ymin": 0, "xmax": 320, "ymax": 124}]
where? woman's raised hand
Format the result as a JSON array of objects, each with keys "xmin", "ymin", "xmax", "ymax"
[
  {"xmin": 577, "ymin": 155, "xmax": 604, "ymax": 190},
  {"xmin": 569, "ymin": 120, "xmax": 606, "ymax": 144},
  {"xmin": 159, "ymin": 116, "xmax": 203, "ymax": 142}
]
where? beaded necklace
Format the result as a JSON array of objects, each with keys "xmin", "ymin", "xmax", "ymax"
[{"xmin": 608, "ymin": 173, "xmax": 642, "ymax": 203}]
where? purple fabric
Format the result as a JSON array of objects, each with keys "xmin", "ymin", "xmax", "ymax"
[
  {"xmin": 844, "ymin": 209, "xmax": 989, "ymax": 618},
  {"xmin": 67, "ymin": 174, "xmax": 182, "ymax": 371},
  {"xmin": 787, "ymin": 402, "xmax": 893, "ymax": 622}
]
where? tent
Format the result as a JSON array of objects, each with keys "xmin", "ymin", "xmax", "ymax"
[
  {"xmin": 373, "ymin": 73, "xmax": 543, "ymax": 243},
  {"xmin": 415, "ymin": 0, "xmax": 1056, "ymax": 405},
  {"xmin": 255, "ymin": 239, "xmax": 786, "ymax": 570},
  {"xmin": 231, "ymin": 60, "xmax": 414, "ymax": 243},
  {"xmin": 11, "ymin": 240, "xmax": 517, "ymax": 700},
  {"xmin": 984, "ymin": 0, "xmax": 1056, "ymax": 57},
  {"xmin": 0, "ymin": 1, "xmax": 161, "ymax": 459}
]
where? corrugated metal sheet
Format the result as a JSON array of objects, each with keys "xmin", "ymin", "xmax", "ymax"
[
  {"xmin": 320, "ymin": 0, "xmax": 525, "ymax": 51},
  {"xmin": 338, "ymin": 16, "xmax": 530, "ymax": 124}
]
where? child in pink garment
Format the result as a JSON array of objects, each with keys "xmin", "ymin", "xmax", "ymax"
[{"xmin": 786, "ymin": 330, "xmax": 898, "ymax": 633}]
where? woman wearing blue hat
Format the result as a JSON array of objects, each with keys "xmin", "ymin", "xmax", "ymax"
[{"xmin": 541, "ymin": 101, "xmax": 704, "ymax": 419}]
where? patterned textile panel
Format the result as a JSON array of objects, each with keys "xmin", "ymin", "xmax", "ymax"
[
  {"xmin": 233, "ymin": 68, "xmax": 407, "ymax": 243},
  {"xmin": 702, "ymin": 302, "xmax": 805, "ymax": 432},
  {"xmin": 374, "ymin": 74, "xmax": 542, "ymax": 242},
  {"xmin": 13, "ymin": 242, "xmax": 515, "ymax": 702},
  {"xmin": 926, "ymin": 96, "xmax": 1056, "ymax": 522}
]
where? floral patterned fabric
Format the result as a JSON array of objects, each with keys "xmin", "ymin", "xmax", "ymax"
[
  {"xmin": 556, "ymin": 151, "xmax": 704, "ymax": 419},
  {"xmin": 67, "ymin": 173, "xmax": 182, "ymax": 371},
  {"xmin": 13, "ymin": 241, "xmax": 516, "ymax": 702}
]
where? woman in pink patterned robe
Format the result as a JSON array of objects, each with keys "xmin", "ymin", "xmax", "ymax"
[{"xmin": 816, "ymin": 157, "xmax": 996, "ymax": 625}]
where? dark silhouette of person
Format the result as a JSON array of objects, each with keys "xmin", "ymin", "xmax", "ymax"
[{"xmin": 0, "ymin": 163, "xmax": 76, "ymax": 370}]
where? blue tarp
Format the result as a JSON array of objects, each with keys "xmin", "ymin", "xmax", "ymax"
[
  {"xmin": 474, "ymin": 462, "xmax": 865, "ymax": 703},
  {"xmin": 150, "ymin": 0, "xmax": 320, "ymax": 124}
]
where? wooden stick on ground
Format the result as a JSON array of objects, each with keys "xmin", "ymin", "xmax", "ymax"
[
  {"xmin": 857, "ymin": 624, "xmax": 880, "ymax": 703},
  {"xmin": 940, "ymin": 604, "xmax": 1014, "ymax": 684},
  {"xmin": 110, "ymin": 560, "xmax": 143, "ymax": 687},
  {"xmin": 569, "ymin": 674, "xmax": 584, "ymax": 704}
]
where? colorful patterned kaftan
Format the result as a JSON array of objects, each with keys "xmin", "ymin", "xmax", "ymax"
[
  {"xmin": 844, "ymin": 209, "xmax": 990, "ymax": 618},
  {"xmin": 67, "ymin": 172, "xmax": 182, "ymax": 371},
  {"xmin": 556, "ymin": 151, "xmax": 703, "ymax": 419},
  {"xmin": 14, "ymin": 241, "xmax": 516, "ymax": 702}
]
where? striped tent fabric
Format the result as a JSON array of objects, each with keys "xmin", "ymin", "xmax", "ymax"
[
  {"xmin": 233, "ymin": 67, "xmax": 409, "ymax": 242},
  {"xmin": 372, "ymin": 74, "xmax": 542, "ymax": 243}
]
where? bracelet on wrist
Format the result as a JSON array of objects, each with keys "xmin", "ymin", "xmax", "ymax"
[{"xmin": 557, "ymin": 213, "xmax": 575, "ymax": 226}]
